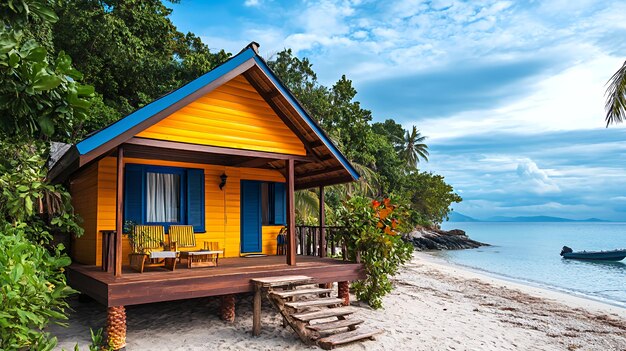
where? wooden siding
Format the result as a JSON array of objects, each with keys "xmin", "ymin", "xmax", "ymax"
[
  {"xmin": 88, "ymin": 157, "xmax": 285, "ymax": 266},
  {"xmin": 70, "ymin": 163, "xmax": 99, "ymax": 265},
  {"xmin": 136, "ymin": 75, "xmax": 306, "ymax": 156}
]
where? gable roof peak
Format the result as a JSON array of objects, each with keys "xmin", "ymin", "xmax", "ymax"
[{"xmin": 243, "ymin": 41, "xmax": 260, "ymax": 55}]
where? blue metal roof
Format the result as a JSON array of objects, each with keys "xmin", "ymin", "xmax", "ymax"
[
  {"xmin": 74, "ymin": 44, "xmax": 359, "ymax": 180},
  {"xmin": 76, "ymin": 48, "xmax": 256, "ymax": 155}
]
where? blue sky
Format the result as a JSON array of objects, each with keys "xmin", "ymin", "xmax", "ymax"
[{"xmin": 169, "ymin": 0, "xmax": 626, "ymax": 221}]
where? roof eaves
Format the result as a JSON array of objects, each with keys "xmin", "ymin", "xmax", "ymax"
[{"xmin": 251, "ymin": 55, "xmax": 360, "ymax": 181}]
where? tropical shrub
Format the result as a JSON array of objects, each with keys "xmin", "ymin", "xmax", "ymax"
[
  {"xmin": 0, "ymin": 144, "xmax": 83, "ymax": 243},
  {"xmin": 336, "ymin": 196, "xmax": 413, "ymax": 309},
  {"xmin": 0, "ymin": 223, "xmax": 74, "ymax": 351}
]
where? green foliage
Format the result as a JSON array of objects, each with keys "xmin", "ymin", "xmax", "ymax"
[
  {"xmin": 0, "ymin": 3, "xmax": 84, "ymax": 348},
  {"xmin": 0, "ymin": 223, "xmax": 75, "ymax": 351},
  {"xmin": 52, "ymin": 0, "xmax": 230, "ymax": 124},
  {"xmin": 295, "ymin": 189, "xmax": 320, "ymax": 225},
  {"xmin": 402, "ymin": 172, "xmax": 463, "ymax": 225},
  {"xmin": 336, "ymin": 197, "xmax": 413, "ymax": 308},
  {"xmin": 0, "ymin": 144, "xmax": 83, "ymax": 243},
  {"xmin": 0, "ymin": 0, "xmax": 94, "ymax": 142},
  {"xmin": 399, "ymin": 126, "xmax": 429, "ymax": 167},
  {"xmin": 605, "ymin": 59, "xmax": 626, "ymax": 126},
  {"xmin": 87, "ymin": 327, "xmax": 112, "ymax": 351}
]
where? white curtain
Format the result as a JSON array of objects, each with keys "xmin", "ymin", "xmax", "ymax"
[{"xmin": 146, "ymin": 172, "xmax": 180, "ymax": 222}]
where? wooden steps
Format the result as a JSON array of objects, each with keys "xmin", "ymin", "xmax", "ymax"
[
  {"xmin": 318, "ymin": 327, "xmax": 383, "ymax": 350},
  {"xmin": 291, "ymin": 307, "xmax": 355, "ymax": 322},
  {"xmin": 270, "ymin": 287, "xmax": 332, "ymax": 299},
  {"xmin": 307, "ymin": 319, "xmax": 364, "ymax": 332},
  {"xmin": 284, "ymin": 297, "xmax": 344, "ymax": 310},
  {"xmin": 251, "ymin": 275, "xmax": 382, "ymax": 349}
]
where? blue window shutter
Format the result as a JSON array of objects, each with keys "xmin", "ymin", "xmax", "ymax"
[
  {"xmin": 186, "ymin": 168, "xmax": 205, "ymax": 232},
  {"xmin": 124, "ymin": 164, "xmax": 144, "ymax": 225},
  {"xmin": 274, "ymin": 182, "xmax": 286, "ymax": 225}
]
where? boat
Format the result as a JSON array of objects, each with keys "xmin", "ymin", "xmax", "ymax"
[{"xmin": 560, "ymin": 246, "xmax": 626, "ymax": 261}]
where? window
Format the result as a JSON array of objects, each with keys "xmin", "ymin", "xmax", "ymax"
[
  {"xmin": 146, "ymin": 172, "xmax": 181, "ymax": 223},
  {"xmin": 124, "ymin": 164, "xmax": 205, "ymax": 232},
  {"xmin": 261, "ymin": 182, "xmax": 285, "ymax": 225}
]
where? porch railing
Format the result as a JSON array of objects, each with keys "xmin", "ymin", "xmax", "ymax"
[{"xmin": 295, "ymin": 225, "xmax": 347, "ymax": 259}]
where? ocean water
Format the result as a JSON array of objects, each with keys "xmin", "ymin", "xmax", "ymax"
[{"xmin": 436, "ymin": 222, "xmax": 626, "ymax": 308}]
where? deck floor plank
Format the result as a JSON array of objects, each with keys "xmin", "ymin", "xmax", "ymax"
[{"xmin": 67, "ymin": 256, "xmax": 365, "ymax": 307}]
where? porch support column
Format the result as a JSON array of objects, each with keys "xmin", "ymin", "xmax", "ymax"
[
  {"xmin": 106, "ymin": 306, "xmax": 126, "ymax": 350},
  {"xmin": 220, "ymin": 294, "xmax": 236, "ymax": 323},
  {"xmin": 319, "ymin": 186, "xmax": 326, "ymax": 258},
  {"xmin": 114, "ymin": 146, "xmax": 124, "ymax": 277},
  {"xmin": 286, "ymin": 158, "xmax": 296, "ymax": 266},
  {"xmin": 338, "ymin": 281, "xmax": 350, "ymax": 306}
]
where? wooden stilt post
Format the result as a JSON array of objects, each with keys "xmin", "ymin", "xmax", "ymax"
[
  {"xmin": 106, "ymin": 306, "xmax": 126, "ymax": 350},
  {"xmin": 319, "ymin": 186, "xmax": 326, "ymax": 258},
  {"xmin": 253, "ymin": 284, "xmax": 262, "ymax": 336},
  {"xmin": 338, "ymin": 281, "xmax": 350, "ymax": 306},
  {"xmin": 220, "ymin": 294, "xmax": 236, "ymax": 322},
  {"xmin": 114, "ymin": 146, "xmax": 124, "ymax": 277},
  {"xmin": 286, "ymin": 158, "xmax": 296, "ymax": 266}
]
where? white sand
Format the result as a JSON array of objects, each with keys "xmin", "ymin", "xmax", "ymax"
[{"xmin": 51, "ymin": 253, "xmax": 626, "ymax": 350}]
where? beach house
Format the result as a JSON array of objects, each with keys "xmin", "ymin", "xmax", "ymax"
[{"xmin": 48, "ymin": 42, "xmax": 367, "ymax": 348}]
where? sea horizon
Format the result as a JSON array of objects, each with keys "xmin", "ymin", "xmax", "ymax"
[{"xmin": 439, "ymin": 221, "xmax": 626, "ymax": 308}]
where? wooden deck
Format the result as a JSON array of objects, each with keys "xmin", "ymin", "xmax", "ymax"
[{"xmin": 67, "ymin": 256, "xmax": 365, "ymax": 307}]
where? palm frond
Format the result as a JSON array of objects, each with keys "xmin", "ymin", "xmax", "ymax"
[
  {"xmin": 295, "ymin": 189, "xmax": 319, "ymax": 220},
  {"xmin": 399, "ymin": 126, "xmax": 429, "ymax": 169},
  {"xmin": 605, "ymin": 60, "xmax": 626, "ymax": 127}
]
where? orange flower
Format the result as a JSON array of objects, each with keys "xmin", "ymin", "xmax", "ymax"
[
  {"xmin": 372, "ymin": 200, "xmax": 381, "ymax": 208},
  {"xmin": 379, "ymin": 208, "xmax": 392, "ymax": 220},
  {"xmin": 391, "ymin": 218, "xmax": 398, "ymax": 229},
  {"xmin": 383, "ymin": 198, "xmax": 391, "ymax": 207},
  {"xmin": 377, "ymin": 221, "xmax": 384, "ymax": 228},
  {"xmin": 384, "ymin": 226, "xmax": 395, "ymax": 235}
]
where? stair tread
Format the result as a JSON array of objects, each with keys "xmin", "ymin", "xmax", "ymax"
[
  {"xmin": 251, "ymin": 275, "xmax": 314, "ymax": 288},
  {"xmin": 307, "ymin": 319, "xmax": 364, "ymax": 332},
  {"xmin": 317, "ymin": 327, "xmax": 383, "ymax": 348},
  {"xmin": 291, "ymin": 307, "xmax": 355, "ymax": 322},
  {"xmin": 271, "ymin": 288, "xmax": 333, "ymax": 298},
  {"xmin": 285, "ymin": 298, "xmax": 344, "ymax": 309}
]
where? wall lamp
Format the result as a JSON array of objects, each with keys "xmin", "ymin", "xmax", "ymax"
[{"xmin": 219, "ymin": 173, "xmax": 228, "ymax": 190}]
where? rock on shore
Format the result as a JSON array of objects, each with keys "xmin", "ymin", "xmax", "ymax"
[{"xmin": 403, "ymin": 226, "xmax": 488, "ymax": 250}]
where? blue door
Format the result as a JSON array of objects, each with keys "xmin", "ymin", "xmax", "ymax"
[{"xmin": 241, "ymin": 180, "xmax": 262, "ymax": 253}]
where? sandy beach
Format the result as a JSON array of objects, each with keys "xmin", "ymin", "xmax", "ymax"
[{"xmin": 51, "ymin": 253, "xmax": 626, "ymax": 350}]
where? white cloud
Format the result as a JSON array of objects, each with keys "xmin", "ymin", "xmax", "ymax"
[
  {"xmin": 244, "ymin": 0, "xmax": 260, "ymax": 7},
  {"xmin": 417, "ymin": 54, "xmax": 626, "ymax": 140},
  {"xmin": 516, "ymin": 159, "xmax": 560, "ymax": 194}
]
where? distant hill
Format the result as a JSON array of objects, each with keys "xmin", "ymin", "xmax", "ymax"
[
  {"xmin": 447, "ymin": 213, "xmax": 610, "ymax": 223},
  {"xmin": 447, "ymin": 212, "xmax": 479, "ymax": 222},
  {"xmin": 486, "ymin": 216, "xmax": 610, "ymax": 222}
]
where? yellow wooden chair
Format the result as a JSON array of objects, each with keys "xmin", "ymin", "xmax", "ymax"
[
  {"xmin": 169, "ymin": 225, "xmax": 225, "ymax": 268},
  {"xmin": 129, "ymin": 225, "xmax": 176, "ymax": 273},
  {"xmin": 168, "ymin": 225, "xmax": 197, "ymax": 252},
  {"xmin": 203, "ymin": 241, "xmax": 224, "ymax": 267}
]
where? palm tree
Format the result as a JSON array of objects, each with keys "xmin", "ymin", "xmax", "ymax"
[
  {"xmin": 606, "ymin": 60, "xmax": 626, "ymax": 126},
  {"xmin": 399, "ymin": 126, "xmax": 429, "ymax": 169},
  {"xmin": 295, "ymin": 189, "xmax": 319, "ymax": 223}
]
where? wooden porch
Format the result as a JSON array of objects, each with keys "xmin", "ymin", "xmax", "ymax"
[{"xmin": 67, "ymin": 255, "xmax": 365, "ymax": 307}]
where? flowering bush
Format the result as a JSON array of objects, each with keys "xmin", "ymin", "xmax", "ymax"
[{"xmin": 336, "ymin": 196, "xmax": 413, "ymax": 309}]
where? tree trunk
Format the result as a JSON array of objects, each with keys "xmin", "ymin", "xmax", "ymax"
[
  {"xmin": 106, "ymin": 306, "xmax": 126, "ymax": 350},
  {"xmin": 338, "ymin": 281, "xmax": 350, "ymax": 306},
  {"xmin": 220, "ymin": 294, "xmax": 236, "ymax": 322}
]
